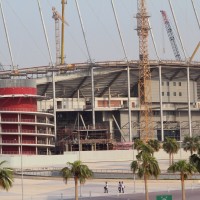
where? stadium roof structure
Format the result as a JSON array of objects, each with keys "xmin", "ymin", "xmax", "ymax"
[{"xmin": 1, "ymin": 60, "xmax": 200, "ymax": 100}]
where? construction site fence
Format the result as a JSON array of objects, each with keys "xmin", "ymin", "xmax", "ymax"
[{"xmin": 14, "ymin": 168, "xmax": 200, "ymax": 180}]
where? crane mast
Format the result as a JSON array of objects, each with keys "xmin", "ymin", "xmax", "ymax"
[
  {"xmin": 61, "ymin": 0, "xmax": 67, "ymax": 65},
  {"xmin": 136, "ymin": 0, "xmax": 153, "ymax": 142},
  {"xmin": 52, "ymin": 1, "xmax": 68, "ymax": 65},
  {"xmin": 52, "ymin": 7, "xmax": 61, "ymax": 65},
  {"xmin": 160, "ymin": 10, "xmax": 181, "ymax": 61}
]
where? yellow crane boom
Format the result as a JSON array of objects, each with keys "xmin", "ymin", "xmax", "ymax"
[{"xmin": 52, "ymin": 1, "xmax": 68, "ymax": 65}]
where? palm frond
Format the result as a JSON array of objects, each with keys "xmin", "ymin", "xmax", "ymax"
[{"xmin": 0, "ymin": 160, "xmax": 14, "ymax": 191}]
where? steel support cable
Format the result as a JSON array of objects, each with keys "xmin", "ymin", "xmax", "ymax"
[
  {"xmin": 68, "ymin": 31, "xmax": 88, "ymax": 59},
  {"xmin": 168, "ymin": 0, "xmax": 187, "ymax": 60},
  {"xmin": 37, "ymin": 0, "xmax": 56, "ymax": 141},
  {"xmin": 37, "ymin": 0, "xmax": 53, "ymax": 65},
  {"xmin": 168, "ymin": 0, "xmax": 191, "ymax": 136},
  {"xmin": 146, "ymin": 0, "xmax": 160, "ymax": 60},
  {"xmin": 148, "ymin": 19, "xmax": 160, "ymax": 60},
  {"xmin": 0, "ymin": 0, "xmax": 14, "ymax": 70},
  {"xmin": 111, "ymin": 0, "xmax": 132, "ymax": 142},
  {"xmin": 191, "ymin": 0, "xmax": 200, "ymax": 30},
  {"xmin": 74, "ymin": 0, "xmax": 93, "ymax": 62},
  {"xmin": 6, "ymin": 1, "xmax": 49, "ymax": 61},
  {"xmin": 147, "ymin": 4, "xmax": 162, "ymax": 141},
  {"xmin": 111, "ymin": 0, "xmax": 129, "ymax": 62},
  {"xmin": 74, "ymin": 0, "xmax": 95, "ymax": 128},
  {"xmin": 86, "ymin": 1, "xmax": 120, "ymax": 51}
]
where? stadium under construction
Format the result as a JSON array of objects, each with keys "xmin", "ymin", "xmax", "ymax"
[
  {"xmin": 0, "ymin": 60, "xmax": 200, "ymax": 154},
  {"xmin": 1, "ymin": 0, "xmax": 200, "ymax": 155}
]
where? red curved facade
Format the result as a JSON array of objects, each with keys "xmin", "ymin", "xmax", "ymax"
[{"xmin": 0, "ymin": 79, "xmax": 55, "ymax": 155}]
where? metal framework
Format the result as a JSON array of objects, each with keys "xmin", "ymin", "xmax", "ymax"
[
  {"xmin": 136, "ymin": 0, "xmax": 153, "ymax": 142},
  {"xmin": 52, "ymin": 7, "xmax": 61, "ymax": 65},
  {"xmin": 160, "ymin": 10, "xmax": 181, "ymax": 61},
  {"xmin": 61, "ymin": 0, "xmax": 67, "ymax": 65}
]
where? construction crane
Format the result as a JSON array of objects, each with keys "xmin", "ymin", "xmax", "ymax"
[
  {"xmin": 190, "ymin": 42, "xmax": 200, "ymax": 62},
  {"xmin": 136, "ymin": 0, "xmax": 153, "ymax": 142},
  {"xmin": 52, "ymin": 0, "xmax": 68, "ymax": 65},
  {"xmin": 160, "ymin": 10, "xmax": 181, "ymax": 61}
]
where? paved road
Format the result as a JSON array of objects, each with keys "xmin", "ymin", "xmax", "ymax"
[
  {"xmin": 68, "ymin": 189, "xmax": 200, "ymax": 200},
  {"xmin": 1, "ymin": 178, "xmax": 200, "ymax": 200}
]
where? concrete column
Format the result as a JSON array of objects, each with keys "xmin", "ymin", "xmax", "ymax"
[
  {"xmin": 78, "ymin": 89, "xmax": 80, "ymax": 108},
  {"xmin": 107, "ymin": 143, "xmax": 109, "ymax": 150},
  {"xmin": 94, "ymin": 143, "xmax": 96, "ymax": 151},
  {"xmin": 187, "ymin": 67, "xmax": 192, "ymax": 137},
  {"xmin": 79, "ymin": 143, "xmax": 82, "ymax": 151},
  {"xmin": 91, "ymin": 67, "xmax": 96, "ymax": 128},
  {"xmin": 65, "ymin": 144, "xmax": 69, "ymax": 151},
  {"xmin": 159, "ymin": 66, "xmax": 164, "ymax": 141},
  {"xmin": 108, "ymin": 87, "xmax": 111, "ymax": 108},
  {"xmin": 92, "ymin": 144, "xmax": 96, "ymax": 151},
  {"xmin": 18, "ymin": 135, "xmax": 20, "ymax": 154}
]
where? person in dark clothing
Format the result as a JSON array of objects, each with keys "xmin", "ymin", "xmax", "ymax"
[
  {"xmin": 118, "ymin": 181, "xmax": 122, "ymax": 193},
  {"xmin": 104, "ymin": 181, "xmax": 108, "ymax": 193}
]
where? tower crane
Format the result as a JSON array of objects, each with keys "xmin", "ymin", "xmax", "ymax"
[
  {"xmin": 52, "ymin": 3, "xmax": 68, "ymax": 65},
  {"xmin": 160, "ymin": 10, "xmax": 181, "ymax": 61},
  {"xmin": 136, "ymin": 0, "xmax": 153, "ymax": 142}
]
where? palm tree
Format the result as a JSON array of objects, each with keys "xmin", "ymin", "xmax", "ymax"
[
  {"xmin": 163, "ymin": 137, "xmax": 179, "ymax": 166},
  {"xmin": 130, "ymin": 144, "xmax": 160, "ymax": 200},
  {"xmin": 190, "ymin": 153, "xmax": 200, "ymax": 173},
  {"xmin": 137, "ymin": 143, "xmax": 154, "ymax": 157},
  {"xmin": 133, "ymin": 139, "xmax": 144, "ymax": 154},
  {"xmin": 0, "ymin": 160, "xmax": 14, "ymax": 191},
  {"xmin": 182, "ymin": 136, "xmax": 199, "ymax": 155},
  {"xmin": 61, "ymin": 160, "xmax": 93, "ymax": 200},
  {"xmin": 147, "ymin": 139, "xmax": 161, "ymax": 155},
  {"xmin": 168, "ymin": 160, "xmax": 197, "ymax": 200}
]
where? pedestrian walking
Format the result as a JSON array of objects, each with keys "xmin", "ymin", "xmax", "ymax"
[
  {"xmin": 121, "ymin": 181, "xmax": 125, "ymax": 193},
  {"xmin": 104, "ymin": 181, "xmax": 108, "ymax": 193},
  {"xmin": 118, "ymin": 181, "xmax": 122, "ymax": 193}
]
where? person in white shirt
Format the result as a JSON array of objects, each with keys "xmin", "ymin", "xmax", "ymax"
[{"xmin": 121, "ymin": 181, "xmax": 125, "ymax": 193}]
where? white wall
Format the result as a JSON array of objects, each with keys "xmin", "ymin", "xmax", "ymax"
[{"xmin": 0, "ymin": 149, "xmax": 191, "ymax": 169}]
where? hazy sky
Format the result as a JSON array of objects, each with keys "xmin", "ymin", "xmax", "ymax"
[{"xmin": 0, "ymin": 0, "xmax": 200, "ymax": 69}]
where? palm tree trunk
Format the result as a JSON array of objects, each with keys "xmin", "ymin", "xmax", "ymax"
[
  {"xmin": 181, "ymin": 174, "xmax": 185, "ymax": 200},
  {"xmin": 169, "ymin": 153, "xmax": 171, "ymax": 166},
  {"xmin": 144, "ymin": 174, "xmax": 149, "ymax": 200},
  {"xmin": 172, "ymin": 153, "xmax": 174, "ymax": 164},
  {"xmin": 75, "ymin": 177, "xmax": 79, "ymax": 200}
]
